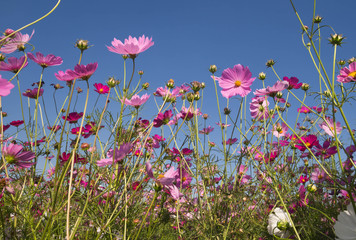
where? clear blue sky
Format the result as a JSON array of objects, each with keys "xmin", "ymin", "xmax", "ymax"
[{"xmin": 1, "ymin": 0, "xmax": 356, "ymax": 148}]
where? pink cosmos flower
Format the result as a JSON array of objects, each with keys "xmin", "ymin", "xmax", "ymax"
[
  {"xmin": 122, "ymin": 94, "xmax": 150, "ymax": 108},
  {"xmin": 0, "ymin": 75, "xmax": 14, "ymax": 96},
  {"xmin": 272, "ymin": 122, "xmax": 288, "ymax": 138},
  {"xmin": 22, "ymin": 88, "xmax": 44, "ymax": 99},
  {"xmin": 319, "ymin": 117, "xmax": 342, "ymax": 137},
  {"xmin": 254, "ymin": 81, "xmax": 289, "ymax": 97},
  {"xmin": 97, "ymin": 143, "xmax": 132, "ymax": 167},
  {"xmin": 27, "ymin": 52, "xmax": 63, "ymax": 68},
  {"xmin": 0, "ymin": 30, "xmax": 34, "ymax": 54},
  {"xmin": 295, "ymin": 134, "xmax": 319, "ymax": 151},
  {"xmin": 62, "ymin": 112, "xmax": 83, "ymax": 124},
  {"xmin": 225, "ymin": 138, "xmax": 238, "ymax": 145},
  {"xmin": 337, "ymin": 62, "xmax": 356, "ymax": 83},
  {"xmin": 199, "ymin": 126, "xmax": 214, "ymax": 135},
  {"xmin": 298, "ymin": 175, "xmax": 309, "ymax": 184},
  {"xmin": 0, "ymin": 56, "xmax": 28, "ymax": 73},
  {"xmin": 93, "ymin": 83, "xmax": 109, "ymax": 94},
  {"xmin": 314, "ymin": 140, "xmax": 337, "ymax": 159},
  {"xmin": 107, "ymin": 35, "xmax": 154, "ymax": 57},
  {"xmin": 153, "ymin": 109, "xmax": 173, "ymax": 127},
  {"xmin": 311, "ymin": 167, "xmax": 326, "ymax": 183},
  {"xmin": 10, "ymin": 120, "xmax": 24, "ymax": 127},
  {"xmin": 283, "ymin": 76, "xmax": 303, "ymax": 89},
  {"xmin": 249, "ymin": 96, "xmax": 269, "ymax": 120},
  {"xmin": 2, "ymin": 143, "xmax": 35, "ymax": 168},
  {"xmin": 55, "ymin": 69, "xmax": 76, "ymax": 82},
  {"xmin": 180, "ymin": 106, "xmax": 201, "ymax": 120},
  {"xmin": 216, "ymin": 122, "xmax": 231, "ymax": 129},
  {"xmin": 297, "ymin": 106, "xmax": 311, "ymax": 114},
  {"xmin": 68, "ymin": 63, "xmax": 98, "ymax": 81},
  {"xmin": 213, "ymin": 64, "xmax": 256, "ymax": 98},
  {"xmin": 145, "ymin": 161, "xmax": 177, "ymax": 186}
]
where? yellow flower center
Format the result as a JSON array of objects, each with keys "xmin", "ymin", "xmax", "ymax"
[
  {"xmin": 99, "ymin": 88, "xmax": 103, "ymax": 93},
  {"xmin": 305, "ymin": 142, "xmax": 311, "ymax": 147},
  {"xmin": 182, "ymin": 177, "xmax": 187, "ymax": 181},
  {"xmin": 157, "ymin": 174, "xmax": 165, "ymax": 179},
  {"xmin": 348, "ymin": 71, "xmax": 356, "ymax": 78},
  {"xmin": 234, "ymin": 80, "xmax": 241, "ymax": 87}
]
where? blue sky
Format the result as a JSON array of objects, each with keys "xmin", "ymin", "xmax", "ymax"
[{"xmin": 1, "ymin": 0, "xmax": 356, "ymax": 159}]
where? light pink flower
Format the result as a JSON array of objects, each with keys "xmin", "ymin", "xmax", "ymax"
[
  {"xmin": 212, "ymin": 64, "xmax": 256, "ymax": 98},
  {"xmin": 0, "ymin": 75, "xmax": 14, "ymax": 96},
  {"xmin": 272, "ymin": 122, "xmax": 288, "ymax": 138},
  {"xmin": 107, "ymin": 35, "xmax": 154, "ymax": 56},
  {"xmin": 0, "ymin": 30, "xmax": 34, "ymax": 54},
  {"xmin": 55, "ymin": 70, "xmax": 76, "ymax": 82},
  {"xmin": 122, "ymin": 94, "xmax": 150, "ymax": 108},
  {"xmin": 254, "ymin": 81, "xmax": 289, "ymax": 97},
  {"xmin": 146, "ymin": 161, "xmax": 177, "ymax": 186},
  {"xmin": 2, "ymin": 143, "xmax": 35, "ymax": 168},
  {"xmin": 319, "ymin": 117, "xmax": 342, "ymax": 137},
  {"xmin": 27, "ymin": 52, "xmax": 63, "ymax": 68},
  {"xmin": 337, "ymin": 62, "xmax": 356, "ymax": 83},
  {"xmin": 249, "ymin": 96, "xmax": 269, "ymax": 120},
  {"xmin": 97, "ymin": 143, "xmax": 132, "ymax": 167}
]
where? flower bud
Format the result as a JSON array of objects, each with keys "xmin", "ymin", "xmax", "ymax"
[
  {"xmin": 0, "ymin": 53, "xmax": 6, "ymax": 62},
  {"xmin": 328, "ymin": 34, "xmax": 345, "ymax": 46},
  {"xmin": 208, "ymin": 141, "xmax": 216, "ymax": 147},
  {"xmin": 313, "ymin": 15, "xmax": 323, "ymax": 24},
  {"xmin": 153, "ymin": 182, "xmax": 162, "ymax": 192},
  {"xmin": 324, "ymin": 90, "xmax": 331, "ymax": 98},
  {"xmin": 107, "ymin": 77, "xmax": 118, "ymax": 88},
  {"xmin": 275, "ymin": 91, "xmax": 283, "ymax": 99},
  {"xmin": 4, "ymin": 29, "xmax": 15, "ymax": 37},
  {"xmin": 338, "ymin": 60, "xmax": 346, "ymax": 66},
  {"xmin": 2, "ymin": 112, "xmax": 7, "ymax": 117},
  {"xmin": 122, "ymin": 55, "xmax": 128, "ymax": 60},
  {"xmin": 307, "ymin": 184, "xmax": 317, "ymax": 193},
  {"xmin": 138, "ymin": 70, "xmax": 144, "ymax": 76},
  {"xmin": 301, "ymin": 83, "xmax": 310, "ymax": 91},
  {"xmin": 191, "ymin": 81, "xmax": 201, "ymax": 93},
  {"xmin": 81, "ymin": 143, "xmax": 90, "ymax": 150},
  {"xmin": 258, "ymin": 72, "xmax": 266, "ymax": 80},
  {"xmin": 286, "ymin": 102, "xmax": 291, "ymax": 108},
  {"xmin": 166, "ymin": 79, "xmax": 175, "ymax": 89},
  {"xmin": 209, "ymin": 65, "xmax": 217, "ymax": 74},
  {"xmin": 302, "ymin": 25, "xmax": 309, "ymax": 33},
  {"xmin": 142, "ymin": 82, "xmax": 149, "ymax": 90},
  {"xmin": 186, "ymin": 93, "xmax": 195, "ymax": 102},
  {"xmin": 201, "ymin": 82, "xmax": 206, "ymax": 89},
  {"xmin": 266, "ymin": 59, "xmax": 275, "ymax": 68},
  {"xmin": 76, "ymin": 87, "xmax": 83, "ymax": 93},
  {"xmin": 61, "ymin": 109, "xmax": 66, "ymax": 113},
  {"xmin": 194, "ymin": 92, "xmax": 200, "ymax": 101},
  {"xmin": 348, "ymin": 57, "xmax": 356, "ymax": 64},
  {"xmin": 202, "ymin": 114, "xmax": 209, "ymax": 119},
  {"xmin": 75, "ymin": 39, "xmax": 89, "ymax": 51},
  {"xmin": 224, "ymin": 107, "xmax": 231, "ymax": 115}
]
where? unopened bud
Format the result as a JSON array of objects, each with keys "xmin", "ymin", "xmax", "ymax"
[
  {"xmin": 324, "ymin": 90, "xmax": 331, "ymax": 97},
  {"xmin": 276, "ymin": 91, "xmax": 283, "ymax": 99},
  {"xmin": 307, "ymin": 184, "xmax": 317, "ymax": 193},
  {"xmin": 107, "ymin": 77, "xmax": 118, "ymax": 88},
  {"xmin": 142, "ymin": 82, "xmax": 149, "ymax": 90},
  {"xmin": 286, "ymin": 102, "xmax": 291, "ymax": 108},
  {"xmin": 81, "ymin": 143, "xmax": 90, "ymax": 150},
  {"xmin": 301, "ymin": 83, "xmax": 310, "ymax": 91},
  {"xmin": 166, "ymin": 79, "xmax": 175, "ymax": 89},
  {"xmin": 194, "ymin": 92, "xmax": 200, "ymax": 101},
  {"xmin": 138, "ymin": 70, "xmax": 144, "ymax": 76},
  {"xmin": 2, "ymin": 112, "xmax": 7, "ymax": 117},
  {"xmin": 313, "ymin": 15, "xmax": 323, "ymax": 24},
  {"xmin": 328, "ymin": 34, "xmax": 345, "ymax": 46},
  {"xmin": 348, "ymin": 57, "xmax": 356, "ymax": 64},
  {"xmin": 0, "ymin": 53, "xmax": 6, "ymax": 62},
  {"xmin": 338, "ymin": 60, "xmax": 346, "ymax": 66},
  {"xmin": 4, "ymin": 29, "xmax": 15, "ymax": 37},
  {"xmin": 209, "ymin": 65, "xmax": 217, "ymax": 74},
  {"xmin": 75, "ymin": 39, "xmax": 89, "ymax": 51},
  {"xmin": 258, "ymin": 72, "xmax": 266, "ymax": 80},
  {"xmin": 191, "ymin": 81, "xmax": 201, "ymax": 93},
  {"xmin": 224, "ymin": 107, "xmax": 231, "ymax": 115},
  {"xmin": 201, "ymin": 82, "xmax": 206, "ymax": 89},
  {"xmin": 202, "ymin": 114, "xmax": 209, "ymax": 120},
  {"xmin": 186, "ymin": 93, "xmax": 194, "ymax": 102},
  {"xmin": 122, "ymin": 55, "xmax": 128, "ymax": 60},
  {"xmin": 266, "ymin": 59, "xmax": 275, "ymax": 68}
]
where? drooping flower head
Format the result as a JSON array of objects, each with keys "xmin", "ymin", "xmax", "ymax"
[
  {"xmin": 153, "ymin": 109, "xmax": 173, "ymax": 127},
  {"xmin": 122, "ymin": 94, "xmax": 150, "ymax": 108},
  {"xmin": 2, "ymin": 143, "xmax": 35, "ymax": 168},
  {"xmin": 213, "ymin": 64, "xmax": 256, "ymax": 98},
  {"xmin": 337, "ymin": 62, "xmax": 356, "ymax": 83},
  {"xmin": 0, "ymin": 75, "xmax": 14, "ymax": 96},
  {"xmin": 27, "ymin": 52, "xmax": 63, "ymax": 68},
  {"xmin": 107, "ymin": 35, "xmax": 154, "ymax": 58},
  {"xmin": 0, "ymin": 30, "xmax": 34, "ymax": 53},
  {"xmin": 0, "ymin": 56, "xmax": 28, "ymax": 73},
  {"xmin": 267, "ymin": 207, "xmax": 292, "ymax": 238}
]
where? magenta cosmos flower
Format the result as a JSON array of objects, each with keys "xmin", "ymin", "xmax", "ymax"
[
  {"xmin": 0, "ymin": 75, "xmax": 14, "ymax": 96},
  {"xmin": 0, "ymin": 30, "xmax": 34, "ymax": 54},
  {"xmin": 27, "ymin": 52, "xmax": 63, "ymax": 68},
  {"xmin": 97, "ymin": 143, "xmax": 132, "ymax": 167},
  {"xmin": 146, "ymin": 161, "xmax": 177, "ymax": 187},
  {"xmin": 283, "ymin": 76, "xmax": 303, "ymax": 89},
  {"xmin": 153, "ymin": 109, "xmax": 173, "ymax": 127},
  {"xmin": 22, "ymin": 88, "xmax": 44, "ymax": 99},
  {"xmin": 213, "ymin": 64, "xmax": 256, "ymax": 98},
  {"xmin": 68, "ymin": 63, "xmax": 98, "ymax": 81},
  {"xmin": 337, "ymin": 62, "xmax": 356, "ymax": 83},
  {"xmin": 319, "ymin": 117, "xmax": 342, "ymax": 137},
  {"xmin": 62, "ymin": 112, "xmax": 83, "ymax": 124},
  {"xmin": 93, "ymin": 83, "xmax": 109, "ymax": 94},
  {"xmin": 122, "ymin": 94, "xmax": 150, "ymax": 108},
  {"xmin": 2, "ymin": 143, "xmax": 35, "ymax": 168},
  {"xmin": 0, "ymin": 56, "xmax": 28, "ymax": 73},
  {"xmin": 107, "ymin": 35, "xmax": 154, "ymax": 57}
]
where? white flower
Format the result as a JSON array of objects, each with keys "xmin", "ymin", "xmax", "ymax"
[
  {"xmin": 267, "ymin": 207, "xmax": 292, "ymax": 238},
  {"xmin": 334, "ymin": 203, "xmax": 356, "ymax": 240}
]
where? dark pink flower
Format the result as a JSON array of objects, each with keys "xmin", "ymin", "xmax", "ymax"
[
  {"xmin": 71, "ymin": 127, "xmax": 85, "ymax": 135},
  {"xmin": 47, "ymin": 125, "xmax": 61, "ymax": 133},
  {"xmin": 68, "ymin": 63, "xmax": 98, "ymax": 81},
  {"xmin": 97, "ymin": 143, "xmax": 132, "ymax": 167},
  {"xmin": 297, "ymin": 106, "xmax": 311, "ymax": 114},
  {"xmin": 82, "ymin": 122, "xmax": 104, "ymax": 138},
  {"xmin": 0, "ymin": 56, "xmax": 28, "ymax": 73},
  {"xmin": 107, "ymin": 35, "xmax": 154, "ymax": 57},
  {"xmin": 62, "ymin": 112, "xmax": 83, "ymax": 124},
  {"xmin": 27, "ymin": 52, "xmax": 63, "ymax": 68},
  {"xmin": 2, "ymin": 143, "xmax": 35, "ymax": 168},
  {"xmin": 295, "ymin": 134, "xmax": 319, "ymax": 151},
  {"xmin": 314, "ymin": 140, "xmax": 337, "ymax": 159},
  {"xmin": 337, "ymin": 62, "xmax": 356, "ymax": 83},
  {"xmin": 180, "ymin": 106, "xmax": 201, "ymax": 121},
  {"xmin": 225, "ymin": 138, "xmax": 238, "ymax": 145},
  {"xmin": 122, "ymin": 94, "xmax": 150, "ymax": 108},
  {"xmin": 22, "ymin": 88, "xmax": 44, "ymax": 99},
  {"xmin": 283, "ymin": 76, "xmax": 303, "ymax": 89},
  {"xmin": 213, "ymin": 64, "xmax": 256, "ymax": 98},
  {"xmin": 153, "ymin": 109, "xmax": 173, "ymax": 127},
  {"xmin": 1, "ymin": 124, "xmax": 10, "ymax": 132},
  {"xmin": 199, "ymin": 126, "xmax": 214, "ymax": 135},
  {"xmin": 298, "ymin": 175, "xmax": 309, "ymax": 184},
  {"xmin": 10, "ymin": 120, "xmax": 24, "ymax": 127},
  {"xmin": 0, "ymin": 30, "xmax": 34, "ymax": 54},
  {"xmin": 0, "ymin": 75, "xmax": 14, "ymax": 96},
  {"xmin": 93, "ymin": 83, "xmax": 109, "ymax": 94}
]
